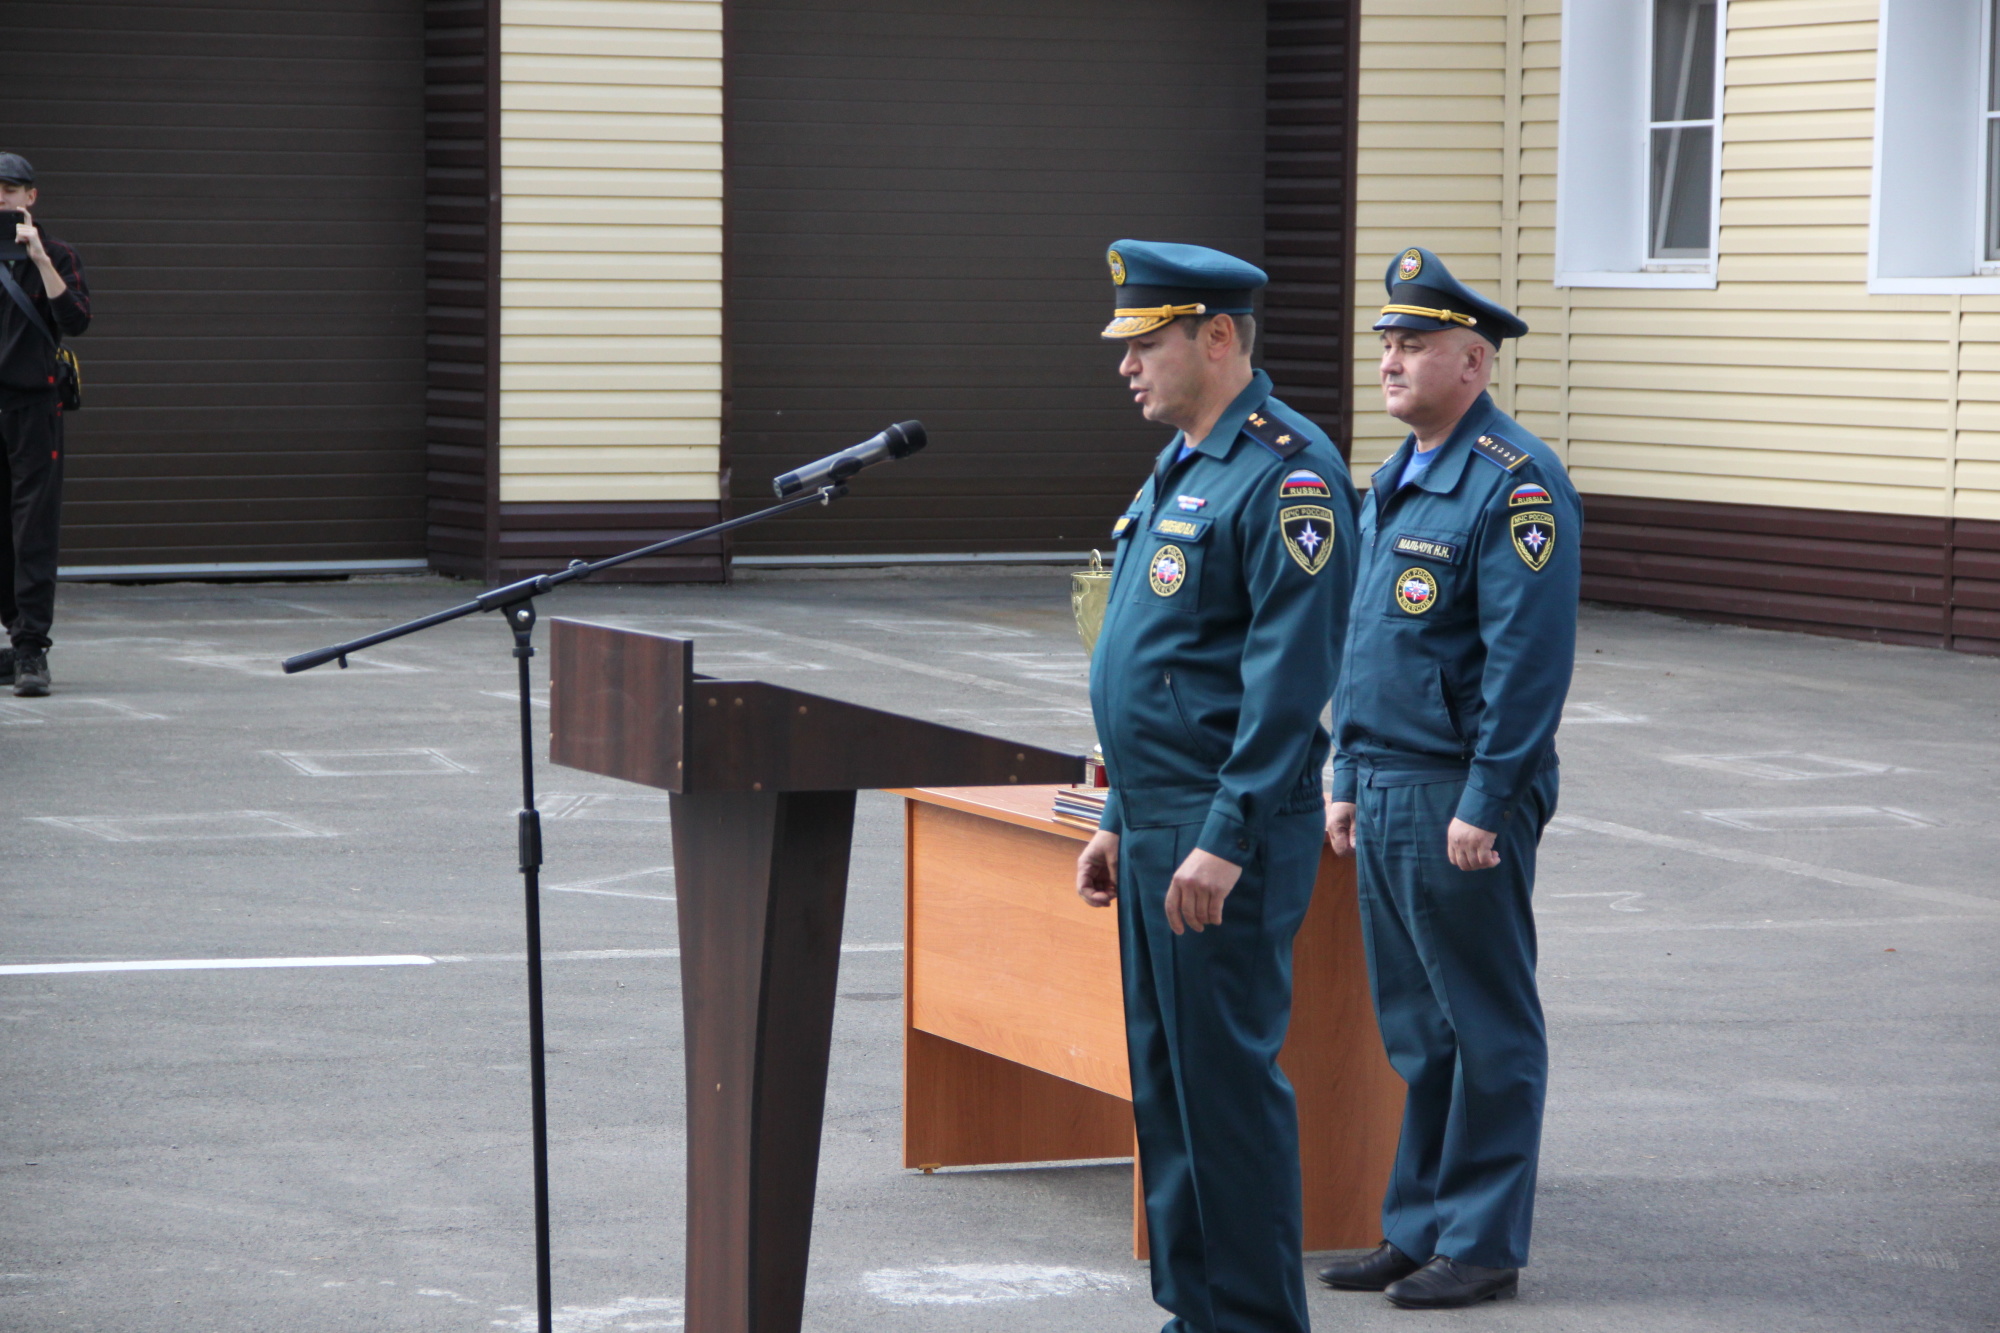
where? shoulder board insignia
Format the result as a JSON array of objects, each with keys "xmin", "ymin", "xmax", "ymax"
[
  {"xmin": 1111, "ymin": 513, "xmax": 1134, "ymax": 539},
  {"xmin": 1472, "ymin": 434, "xmax": 1530, "ymax": 472},
  {"xmin": 1151, "ymin": 514, "xmax": 1212, "ymax": 543},
  {"xmin": 1243, "ymin": 409, "xmax": 1310, "ymax": 459}
]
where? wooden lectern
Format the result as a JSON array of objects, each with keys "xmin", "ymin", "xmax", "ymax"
[{"xmin": 545, "ymin": 620, "xmax": 1084, "ymax": 1333}]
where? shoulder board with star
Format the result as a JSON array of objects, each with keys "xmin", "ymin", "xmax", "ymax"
[
  {"xmin": 1471, "ymin": 433, "xmax": 1530, "ymax": 472},
  {"xmin": 1242, "ymin": 409, "xmax": 1310, "ymax": 459}
]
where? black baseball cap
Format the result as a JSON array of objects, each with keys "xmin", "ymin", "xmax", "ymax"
[{"xmin": 0, "ymin": 153, "xmax": 35, "ymax": 186}]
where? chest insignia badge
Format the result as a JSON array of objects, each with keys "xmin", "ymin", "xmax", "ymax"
[
  {"xmin": 1280, "ymin": 505, "xmax": 1336, "ymax": 575},
  {"xmin": 1149, "ymin": 544, "xmax": 1188, "ymax": 596},
  {"xmin": 1279, "ymin": 468, "xmax": 1331, "ymax": 500},
  {"xmin": 1510, "ymin": 510, "xmax": 1556, "ymax": 571},
  {"xmin": 1176, "ymin": 495, "xmax": 1206, "ymax": 511},
  {"xmin": 1509, "ymin": 481, "xmax": 1552, "ymax": 507},
  {"xmin": 1395, "ymin": 567, "xmax": 1439, "ymax": 614}
]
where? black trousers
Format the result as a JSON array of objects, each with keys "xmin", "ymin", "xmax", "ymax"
[{"xmin": 0, "ymin": 395, "xmax": 64, "ymax": 652}]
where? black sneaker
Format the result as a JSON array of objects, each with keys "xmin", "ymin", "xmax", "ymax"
[
  {"xmin": 0, "ymin": 647, "xmax": 13, "ymax": 685},
  {"xmin": 13, "ymin": 649, "xmax": 49, "ymax": 697}
]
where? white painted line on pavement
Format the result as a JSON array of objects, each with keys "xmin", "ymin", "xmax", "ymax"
[
  {"xmin": 0, "ymin": 955, "xmax": 436, "ymax": 976},
  {"xmin": 433, "ymin": 942, "xmax": 904, "ymax": 964},
  {"xmin": 862, "ymin": 1263, "xmax": 1136, "ymax": 1306},
  {"xmin": 2, "ymin": 943, "xmax": 903, "ymax": 977},
  {"xmin": 1541, "ymin": 913, "xmax": 1988, "ymax": 936},
  {"xmin": 548, "ymin": 884, "xmax": 675, "ymax": 902},
  {"xmin": 1551, "ymin": 814, "xmax": 2000, "ymax": 913}
]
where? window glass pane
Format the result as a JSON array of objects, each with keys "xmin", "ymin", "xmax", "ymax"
[
  {"xmin": 1652, "ymin": 0, "xmax": 1717, "ymax": 122},
  {"xmin": 1987, "ymin": 120, "xmax": 2000, "ymax": 261},
  {"xmin": 1990, "ymin": 0, "xmax": 2000, "ymax": 112},
  {"xmin": 1650, "ymin": 125, "xmax": 1713, "ymax": 257}
]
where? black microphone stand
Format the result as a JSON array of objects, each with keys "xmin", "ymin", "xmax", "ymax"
[{"xmin": 281, "ymin": 482, "xmax": 848, "ymax": 1333}]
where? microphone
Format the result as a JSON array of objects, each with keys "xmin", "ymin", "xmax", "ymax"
[{"xmin": 772, "ymin": 420, "xmax": 926, "ymax": 497}]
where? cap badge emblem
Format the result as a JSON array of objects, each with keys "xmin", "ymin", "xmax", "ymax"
[
  {"xmin": 1398, "ymin": 248, "xmax": 1423, "ymax": 282},
  {"xmin": 1108, "ymin": 249, "xmax": 1127, "ymax": 285},
  {"xmin": 1395, "ymin": 566, "xmax": 1438, "ymax": 614}
]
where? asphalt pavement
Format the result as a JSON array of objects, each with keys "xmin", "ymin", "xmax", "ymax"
[{"xmin": 2, "ymin": 567, "xmax": 1995, "ymax": 1332}]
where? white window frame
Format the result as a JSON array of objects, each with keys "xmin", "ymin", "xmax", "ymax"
[
  {"xmin": 1869, "ymin": 0, "xmax": 2000, "ymax": 294},
  {"xmin": 1556, "ymin": 0, "xmax": 1727, "ymax": 290},
  {"xmin": 1981, "ymin": 0, "xmax": 2000, "ymax": 273}
]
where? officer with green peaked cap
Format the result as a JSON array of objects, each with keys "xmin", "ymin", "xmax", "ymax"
[
  {"xmin": 1317, "ymin": 248, "xmax": 1579, "ymax": 1310},
  {"xmin": 1077, "ymin": 238, "xmax": 1360, "ymax": 1333}
]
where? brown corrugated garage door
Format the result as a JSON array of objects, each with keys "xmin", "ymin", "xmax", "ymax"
[
  {"xmin": 2, "ymin": 0, "xmax": 427, "ymax": 574},
  {"xmin": 727, "ymin": 0, "xmax": 1270, "ymax": 558}
]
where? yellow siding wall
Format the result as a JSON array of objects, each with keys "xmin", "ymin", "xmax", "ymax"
[
  {"xmin": 1355, "ymin": 0, "xmax": 2000, "ymax": 522},
  {"xmin": 498, "ymin": 0, "xmax": 723, "ymax": 503},
  {"xmin": 1354, "ymin": 0, "xmax": 1509, "ymax": 481}
]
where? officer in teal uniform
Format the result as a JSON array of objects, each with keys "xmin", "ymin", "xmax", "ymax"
[
  {"xmin": 1318, "ymin": 247, "xmax": 1580, "ymax": 1309},
  {"xmin": 1076, "ymin": 240, "xmax": 1359, "ymax": 1333}
]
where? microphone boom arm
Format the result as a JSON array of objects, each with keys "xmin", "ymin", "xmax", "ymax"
[{"xmin": 283, "ymin": 482, "xmax": 846, "ymax": 673}]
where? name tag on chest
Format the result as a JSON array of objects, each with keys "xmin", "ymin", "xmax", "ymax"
[
  {"xmin": 1151, "ymin": 515, "xmax": 1213, "ymax": 542},
  {"xmin": 1393, "ymin": 534, "xmax": 1461, "ymax": 564}
]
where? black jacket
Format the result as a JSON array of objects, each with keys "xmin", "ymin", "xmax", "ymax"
[{"xmin": 0, "ymin": 235, "xmax": 91, "ymax": 404}]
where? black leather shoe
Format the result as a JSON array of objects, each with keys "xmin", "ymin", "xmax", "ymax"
[
  {"xmin": 1384, "ymin": 1256, "xmax": 1518, "ymax": 1308},
  {"xmin": 13, "ymin": 649, "xmax": 48, "ymax": 698},
  {"xmin": 1316, "ymin": 1241, "xmax": 1422, "ymax": 1291}
]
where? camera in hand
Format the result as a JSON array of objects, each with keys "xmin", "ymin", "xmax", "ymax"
[{"xmin": 0, "ymin": 211, "xmax": 26, "ymax": 261}]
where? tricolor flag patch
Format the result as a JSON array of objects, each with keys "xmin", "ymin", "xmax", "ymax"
[
  {"xmin": 1279, "ymin": 469, "xmax": 1332, "ymax": 500},
  {"xmin": 1509, "ymin": 482, "xmax": 1552, "ymax": 508}
]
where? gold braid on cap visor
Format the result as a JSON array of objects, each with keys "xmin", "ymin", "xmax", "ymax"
[
  {"xmin": 1379, "ymin": 303, "xmax": 1477, "ymax": 327},
  {"xmin": 1100, "ymin": 302, "xmax": 1209, "ymax": 338}
]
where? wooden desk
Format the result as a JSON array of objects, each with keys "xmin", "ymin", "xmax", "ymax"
[{"xmin": 896, "ymin": 785, "xmax": 1405, "ymax": 1257}]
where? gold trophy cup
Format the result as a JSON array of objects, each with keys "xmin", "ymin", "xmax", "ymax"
[{"xmin": 1071, "ymin": 549, "xmax": 1112, "ymax": 657}]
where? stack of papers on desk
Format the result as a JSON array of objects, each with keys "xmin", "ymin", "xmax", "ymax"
[{"xmin": 1052, "ymin": 785, "xmax": 1109, "ymax": 829}]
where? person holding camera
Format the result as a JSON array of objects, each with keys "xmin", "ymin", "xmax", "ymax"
[{"xmin": 0, "ymin": 152, "xmax": 90, "ymax": 697}]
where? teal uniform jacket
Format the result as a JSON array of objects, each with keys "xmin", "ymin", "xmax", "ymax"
[
  {"xmin": 1331, "ymin": 391, "xmax": 1581, "ymax": 825},
  {"xmin": 1091, "ymin": 370, "xmax": 1360, "ymax": 855}
]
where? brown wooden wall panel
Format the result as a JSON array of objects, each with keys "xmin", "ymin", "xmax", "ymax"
[
  {"xmin": 726, "ymin": 0, "xmax": 1269, "ymax": 557},
  {"xmin": 424, "ymin": 0, "xmax": 499, "ymax": 579},
  {"xmin": 1580, "ymin": 494, "xmax": 2000, "ymax": 657},
  {"xmin": 1263, "ymin": 0, "xmax": 1360, "ymax": 455},
  {"xmin": 4, "ymin": 0, "xmax": 428, "ymax": 568},
  {"xmin": 495, "ymin": 501, "xmax": 726, "ymax": 583}
]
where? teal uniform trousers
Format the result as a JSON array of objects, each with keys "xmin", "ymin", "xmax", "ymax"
[{"xmin": 1351, "ymin": 765, "xmax": 1557, "ymax": 1269}]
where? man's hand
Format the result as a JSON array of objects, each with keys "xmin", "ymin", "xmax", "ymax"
[
  {"xmin": 1325, "ymin": 799, "xmax": 1356, "ymax": 858},
  {"xmin": 1447, "ymin": 818, "xmax": 1500, "ymax": 871},
  {"xmin": 13, "ymin": 210, "xmax": 65, "ymax": 300},
  {"xmin": 1164, "ymin": 848, "xmax": 1242, "ymax": 935},
  {"xmin": 15, "ymin": 209, "xmax": 46, "ymax": 263},
  {"xmin": 1076, "ymin": 829, "xmax": 1120, "ymax": 907}
]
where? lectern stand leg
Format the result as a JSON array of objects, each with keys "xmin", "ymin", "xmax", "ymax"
[{"xmin": 669, "ymin": 789, "xmax": 857, "ymax": 1333}]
